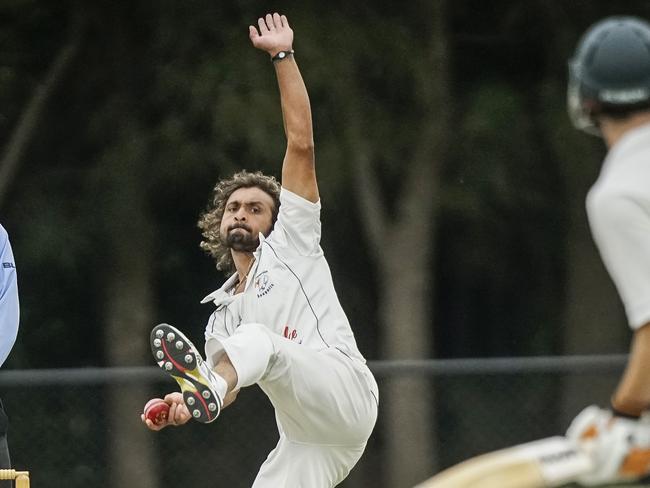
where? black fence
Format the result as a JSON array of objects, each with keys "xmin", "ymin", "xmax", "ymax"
[{"xmin": 0, "ymin": 356, "xmax": 630, "ymax": 488}]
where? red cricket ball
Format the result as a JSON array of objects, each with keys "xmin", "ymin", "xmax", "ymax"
[{"xmin": 144, "ymin": 398, "xmax": 170, "ymax": 425}]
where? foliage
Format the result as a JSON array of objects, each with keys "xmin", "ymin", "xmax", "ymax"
[{"xmin": 1, "ymin": 0, "xmax": 648, "ymax": 365}]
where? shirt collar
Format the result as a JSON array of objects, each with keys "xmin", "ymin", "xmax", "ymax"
[
  {"xmin": 200, "ymin": 273, "xmax": 239, "ymax": 304},
  {"xmin": 200, "ymin": 237, "xmax": 265, "ymax": 304}
]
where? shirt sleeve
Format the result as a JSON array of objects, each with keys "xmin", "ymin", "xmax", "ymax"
[
  {"xmin": 0, "ymin": 225, "xmax": 19, "ymax": 367},
  {"xmin": 266, "ymin": 188, "xmax": 322, "ymax": 256},
  {"xmin": 587, "ymin": 189, "xmax": 650, "ymax": 329}
]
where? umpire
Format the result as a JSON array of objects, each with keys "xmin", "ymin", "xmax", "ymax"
[{"xmin": 0, "ymin": 224, "xmax": 19, "ymax": 487}]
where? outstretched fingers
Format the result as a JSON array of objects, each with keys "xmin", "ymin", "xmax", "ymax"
[
  {"xmin": 249, "ymin": 13, "xmax": 293, "ymax": 53},
  {"xmin": 258, "ymin": 16, "xmax": 270, "ymax": 34},
  {"xmin": 255, "ymin": 13, "xmax": 287, "ymax": 34},
  {"xmin": 266, "ymin": 13, "xmax": 275, "ymax": 30},
  {"xmin": 272, "ymin": 12, "xmax": 283, "ymax": 29}
]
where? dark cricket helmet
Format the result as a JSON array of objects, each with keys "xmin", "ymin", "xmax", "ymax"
[{"xmin": 568, "ymin": 16, "xmax": 650, "ymax": 135}]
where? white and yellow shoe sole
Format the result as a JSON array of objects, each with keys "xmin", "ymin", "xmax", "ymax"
[{"xmin": 150, "ymin": 323, "xmax": 222, "ymax": 423}]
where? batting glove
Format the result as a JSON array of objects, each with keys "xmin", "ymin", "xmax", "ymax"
[{"xmin": 566, "ymin": 405, "xmax": 650, "ymax": 486}]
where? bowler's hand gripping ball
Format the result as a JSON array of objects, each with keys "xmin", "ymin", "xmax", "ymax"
[{"xmin": 144, "ymin": 398, "xmax": 170, "ymax": 425}]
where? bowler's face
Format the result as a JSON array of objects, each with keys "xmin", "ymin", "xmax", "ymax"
[{"xmin": 220, "ymin": 187, "xmax": 275, "ymax": 252}]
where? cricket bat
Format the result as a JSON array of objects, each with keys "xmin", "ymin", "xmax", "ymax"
[{"xmin": 413, "ymin": 436, "xmax": 594, "ymax": 488}]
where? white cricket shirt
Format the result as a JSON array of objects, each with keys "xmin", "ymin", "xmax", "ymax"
[
  {"xmin": 202, "ymin": 188, "xmax": 365, "ymax": 362},
  {"xmin": 0, "ymin": 224, "xmax": 19, "ymax": 366},
  {"xmin": 587, "ymin": 123, "xmax": 650, "ymax": 329}
]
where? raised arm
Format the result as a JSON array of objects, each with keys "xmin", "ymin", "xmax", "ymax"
[{"xmin": 249, "ymin": 13, "xmax": 318, "ymax": 203}]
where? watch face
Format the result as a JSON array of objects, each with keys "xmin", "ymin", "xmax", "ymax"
[{"xmin": 278, "ymin": 52, "xmax": 286, "ymax": 58}]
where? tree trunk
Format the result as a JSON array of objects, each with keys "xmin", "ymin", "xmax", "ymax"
[
  {"xmin": 105, "ymin": 251, "xmax": 158, "ymax": 488},
  {"xmin": 340, "ymin": 2, "xmax": 450, "ymax": 483},
  {"xmin": 101, "ymin": 129, "xmax": 159, "ymax": 488},
  {"xmin": 380, "ymin": 237, "xmax": 437, "ymax": 487}
]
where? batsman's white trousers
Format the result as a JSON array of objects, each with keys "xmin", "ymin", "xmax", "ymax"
[{"xmin": 206, "ymin": 323, "xmax": 378, "ymax": 487}]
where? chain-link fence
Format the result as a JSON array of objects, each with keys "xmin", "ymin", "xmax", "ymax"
[{"xmin": 0, "ymin": 356, "xmax": 635, "ymax": 488}]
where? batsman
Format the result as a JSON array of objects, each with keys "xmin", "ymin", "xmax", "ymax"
[
  {"xmin": 565, "ymin": 15, "xmax": 650, "ymax": 486},
  {"xmin": 141, "ymin": 12, "xmax": 379, "ymax": 487}
]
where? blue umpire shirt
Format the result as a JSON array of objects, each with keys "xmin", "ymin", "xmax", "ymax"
[{"xmin": 0, "ymin": 224, "xmax": 18, "ymax": 367}]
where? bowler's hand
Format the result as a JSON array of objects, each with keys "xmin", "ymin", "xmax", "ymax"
[
  {"xmin": 141, "ymin": 392, "xmax": 191, "ymax": 431},
  {"xmin": 249, "ymin": 13, "xmax": 293, "ymax": 58}
]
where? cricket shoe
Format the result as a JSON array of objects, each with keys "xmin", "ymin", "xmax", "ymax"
[{"xmin": 150, "ymin": 323, "xmax": 222, "ymax": 423}]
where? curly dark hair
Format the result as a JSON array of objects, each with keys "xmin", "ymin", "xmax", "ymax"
[{"xmin": 197, "ymin": 170, "xmax": 281, "ymax": 275}]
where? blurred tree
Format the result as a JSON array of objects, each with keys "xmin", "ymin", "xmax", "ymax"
[
  {"xmin": 532, "ymin": 1, "xmax": 631, "ymax": 426},
  {"xmin": 81, "ymin": 4, "xmax": 161, "ymax": 487},
  {"xmin": 430, "ymin": 0, "xmax": 566, "ymax": 461},
  {"xmin": 0, "ymin": 25, "xmax": 81, "ymax": 210},
  {"xmin": 4, "ymin": 1, "xmax": 650, "ymax": 487},
  {"xmin": 299, "ymin": 1, "xmax": 452, "ymax": 484}
]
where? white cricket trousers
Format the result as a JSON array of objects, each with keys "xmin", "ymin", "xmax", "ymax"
[{"xmin": 206, "ymin": 323, "xmax": 379, "ymax": 488}]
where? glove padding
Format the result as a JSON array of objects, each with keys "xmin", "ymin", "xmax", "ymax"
[{"xmin": 566, "ymin": 405, "xmax": 650, "ymax": 486}]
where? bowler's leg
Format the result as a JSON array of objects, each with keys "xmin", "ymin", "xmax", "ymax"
[
  {"xmin": 207, "ymin": 324, "xmax": 378, "ymax": 486},
  {"xmin": 207, "ymin": 323, "xmax": 378, "ymax": 443},
  {"xmin": 252, "ymin": 434, "xmax": 367, "ymax": 488}
]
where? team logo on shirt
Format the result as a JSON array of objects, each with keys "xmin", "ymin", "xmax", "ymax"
[
  {"xmin": 254, "ymin": 271, "xmax": 274, "ymax": 298},
  {"xmin": 283, "ymin": 325, "xmax": 301, "ymax": 343}
]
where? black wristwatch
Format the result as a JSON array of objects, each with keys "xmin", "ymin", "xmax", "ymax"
[{"xmin": 272, "ymin": 50, "xmax": 294, "ymax": 62}]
